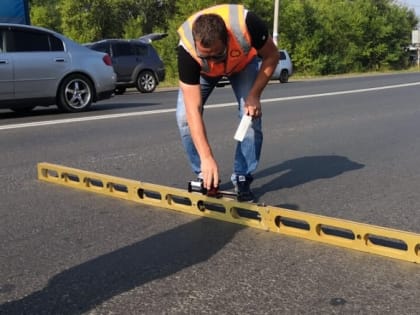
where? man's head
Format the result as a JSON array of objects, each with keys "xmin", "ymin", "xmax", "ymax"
[
  {"xmin": 192, "ymin": 14, "xmax": 227, "ymax": 46},
  {"xmin": 192, "ymin": 14, "xmax": 227, "ymax": 62}
]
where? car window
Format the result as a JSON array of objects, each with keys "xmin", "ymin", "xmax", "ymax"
[
  {"xmin": 133, "ymin": 43, "xmax": 148, "ymax": 57},
  {"xmin": 92, "ymin": 42, "xmax": 110, "ymax": 54},
  {"xmin": 0, "ymin": 31, "xmax": 3, "ymax": 52},
  {"xmin": 5, "ymin": 28, "xmax": 64, "ymax": 52},
  {"xmin": 279, "ymin": 51, "xmax": 286, "ymax": 60},
  {"xmin": 50, "ymin": 35, "xmax": 64, "ymax": 51},
  {"xmin": 7, "ymin": 29, "xmax": 50, "ymax": 52},
  {"xmin": 113, "ymin": 42, "xmax": 134, "ymax": 57}
]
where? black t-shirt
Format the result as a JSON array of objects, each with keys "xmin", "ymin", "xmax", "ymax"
[{"xmin": 178, "ymin": 11, "xmax": 269, "ymax": 84}]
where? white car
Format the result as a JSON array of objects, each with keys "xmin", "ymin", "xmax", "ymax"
[
  {"xmin": 269, "ymin": 49, "xmax": 293, "ymax": 83},
  {"xmin": 217, "ymin": 49, "xmax": 293, "ymax": 87},
  {"xmin": 0, "ymin": 23, "xmax": 116, "ymax": 113}
]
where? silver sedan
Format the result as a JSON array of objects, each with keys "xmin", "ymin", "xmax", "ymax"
[{"xmin": 0, "ymin": 23, "xmax": 116, "ymax": 113}]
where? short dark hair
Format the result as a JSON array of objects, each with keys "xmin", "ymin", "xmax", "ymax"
[{"xmin": 192, "ymin": 14, "xmax": 227, "ymax": 47}]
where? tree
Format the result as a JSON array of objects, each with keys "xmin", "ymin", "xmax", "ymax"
[
  {"xmin": 29, "ymin": 0, "xmax": 61, "ymax": 31},
  {"xmin": 28, "ymin": 0, "xmax": 420, "ymax": 78},
  {"xmin": 278, "ymin": 0, "xmax": 418, "ymax": 75},
  {"xmin": 60, "ymin": 0, "xmax": 112, "ymax": 42}
]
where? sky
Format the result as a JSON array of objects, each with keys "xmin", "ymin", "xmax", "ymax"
[{"xmin": 400, "ymin": 0, "xmax": 420, "ymax": 16}]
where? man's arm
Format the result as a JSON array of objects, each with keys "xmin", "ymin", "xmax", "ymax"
[
  {"xmin": 178, "ymin": 46, "xmax": 219, "ymax": 189},
  {"xmin": 245, "ymin": 37, "xmax": 279, "ymax": 117},
  {"xmin": 179, "ymin": 81, "xmax": 219, "ymax": 189},
  {"xmin": 244, "ymin": 11, "xmax": 280, "ymax": 117}
]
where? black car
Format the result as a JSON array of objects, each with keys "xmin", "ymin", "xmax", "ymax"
[{"xmin": 86, "ymin": 36, "xmax": 165, "ymax": 94}]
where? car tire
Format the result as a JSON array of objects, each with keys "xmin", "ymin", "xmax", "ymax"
[
  {"xmin": 136, "ymin": 70, "xmax": 157, "ymax": 93},
  {"xmin": 57, "ymin": 74, "xmax": 93, "ymax": 113},
  {"xmin": 114, "ymin": 87, "xmax": 126, "ymax": 95},
  {"xmin": 279, "ymin": 70, "xmax": 289, "ymax": 83}
]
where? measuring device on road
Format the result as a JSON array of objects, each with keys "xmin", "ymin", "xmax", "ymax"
[
  {"xmin": 37, "ymin": 162, "xmax": 420, "ymax": 264},
  {"xmin": 188, "ymin": 179, "xmax": 238, "ymax": 198}
]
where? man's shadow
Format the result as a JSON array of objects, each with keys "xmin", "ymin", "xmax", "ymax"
[
  {"xmin": 0, "ymin": 218, "xmax": 243, "ymax": 314},
  {"xmin": 222, "ymin": 155, "xmax": 364, "ymax": 206}
]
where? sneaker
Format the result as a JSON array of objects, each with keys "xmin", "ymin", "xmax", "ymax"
[{"xmin": 234, "ymin": 174, "xmax": 255, "ymax": 202}]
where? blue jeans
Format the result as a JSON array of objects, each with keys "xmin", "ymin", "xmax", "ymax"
[{"xmin": 176, "ymin": 57, "xmax": 262, "ymax": 182}]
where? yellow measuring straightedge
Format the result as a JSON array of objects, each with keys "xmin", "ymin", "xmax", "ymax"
[{"xmin": 37, "ymin": 162, "xmax": 420, "ymax": 264}]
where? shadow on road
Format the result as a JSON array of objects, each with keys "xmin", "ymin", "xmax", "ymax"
[
  {"xmin": 0, "ymin": 218, "xmax": 243, "ymax": 314},
  {"xmin": 0, "ymin": 102, "xmax": 161, "ymax": 119},
  {"xmin": 252, "ymin": 155, "xmax": 365, "ymax": 202}
]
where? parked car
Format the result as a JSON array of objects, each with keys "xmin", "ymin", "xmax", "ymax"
[
  {"xmin": 0, "ymin": 23, "xmax": 116, "ymax": 113},
  {"xmin": 85, "ymin": 36, "xmax": 166, "ymax": 95},
  {"xmin": 216, "ymin": 49, "xmax": 293, "ymax": 87},
  {"xmin": 271, "ymin": 50, "xmax": 293, "ymax": 83}
]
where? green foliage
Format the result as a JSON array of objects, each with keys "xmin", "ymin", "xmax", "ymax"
[
  {"xmin": 59, "ymin": 0, "xmax": 111, "ymax": 42},
  {"xmin": 29, "ymin": 0, "xmax": 61, "ymax": 31},
  {"xmin": 123, "ymin": 16, "xmax": 144, "ymax": 39},
  {"xmin": 28, "ymin": 0, "xmax": 419, "ymax": 79},
  {"xmin": 279, "ymin": 0, "xmax": 418, "ymax": 75}
]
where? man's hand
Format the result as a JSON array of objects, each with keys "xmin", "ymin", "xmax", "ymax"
[
  {"xmin": 245, "ymin": 94, "xmax": 262, "ymax": 118},
  {"xmin": 201, "ymin": 156, "xmax": 219, "ymax": 189}
]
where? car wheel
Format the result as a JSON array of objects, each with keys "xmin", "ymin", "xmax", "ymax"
[
  {"xmin": 57, "ymin": 74, "xmax": 93, "ymax": 113},
  {"xmin": 114, "ymin": 87, "xmax": 126, "ymax": 95},
  {"xmin": 11, "ymin": 106, "xmax": 35, "ymax": 113},
  {"xmin": 279, "ymin": 70, "xmax": 289, "ymax": 83},
  {"xmin": 136, "ymin": 70, "xmax": 157, "ymax": 93}
]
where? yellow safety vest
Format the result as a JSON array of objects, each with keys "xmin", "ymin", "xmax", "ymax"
[{"xmin": 177, "ymin": 4, "xmax": 257, "ymax": 77}]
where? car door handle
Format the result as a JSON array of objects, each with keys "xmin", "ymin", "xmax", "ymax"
[
  {"xmin": 54, "ymin": 58, "xmax": 65, "ymax": 62},
  {"xmin": 0, "ymin": 59, "xmax": 8, "ymax": 64}
]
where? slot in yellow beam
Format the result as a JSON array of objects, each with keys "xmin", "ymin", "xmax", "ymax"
[{"xmin": 37, "ymin": 162, "xmax": 420, "ymax": 264}]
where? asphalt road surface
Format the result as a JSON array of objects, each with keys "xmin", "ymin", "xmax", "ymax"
[{"xmin": 2, "ymin": 73, "xmax": 420, "ymax": 314}]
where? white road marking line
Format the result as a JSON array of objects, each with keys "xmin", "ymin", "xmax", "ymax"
[{"xmin": 1, "ymin": 81, "xmax": 420, "ymax": 131}]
